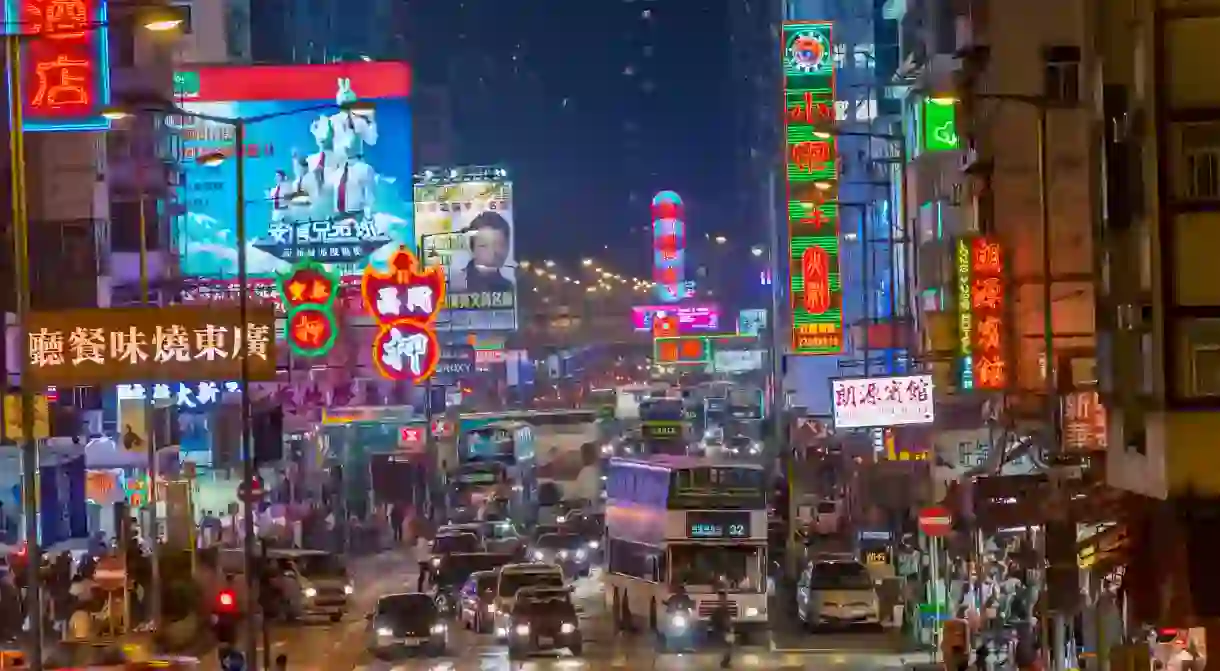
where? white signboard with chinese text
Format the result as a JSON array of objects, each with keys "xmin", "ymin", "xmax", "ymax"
[
  {"xmin": 117, "ymin": 381, "xmax": 242, "ymax": 409},
  {"xmin": 831, "ymin": 374, "xmax": 935, "ymax": 429}
]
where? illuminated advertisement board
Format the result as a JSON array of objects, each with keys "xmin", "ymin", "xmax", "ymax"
[
  {"xmin": 632, "ymin": 304, "xmax": 720, "ymax": 333},
  {"xmin": 956, "ymin": 236, "xmax": 1007, "ymax": 390},
  {"xmin": 831, "ymin": 374, "xmax": 935, "ymax": 429},
  {"xmin": 15, "ymin": 0, "xmax": 112, "ymax": 131},
  {"xmin": 652, "ymin": 191, "xmax": 686, "ymax": 303},
  {"xmin": 782, "ymin": 21, "xmax": 843, "ymax": 354},
  {"xmin": 173, "ymin": 62, "xmax": 413, "ymax": 288},
  {"xmin": 415, "ymin": 174, "xmax": 517, "ymax": 331}
]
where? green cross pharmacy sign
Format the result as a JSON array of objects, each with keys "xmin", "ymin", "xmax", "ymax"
[{"xmin": 922, "ymin": 97, "xmax": 960, "ymax": 152}]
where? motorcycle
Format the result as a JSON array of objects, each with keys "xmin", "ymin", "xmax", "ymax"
[
  {"xmin": 658, "ymin": 604, "xmax": 698, "ymax": 653},
  {"xmin": 433, "ymin": 588, "xmax": 458, "ymax": 618}
]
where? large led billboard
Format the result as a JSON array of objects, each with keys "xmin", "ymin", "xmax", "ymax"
[
  {"xmin": 782, "ymin": 21, "xmax": 843, "ymax": 355},
  {"xmin": 416, "ymin": 172, "xmax": 517, "ymax": 331},
  {"xmin": 632, "ymin": 304, "xmax": 720, "ymax": 333},
  {"xmin": 16, "ymin": 0, "xmax": 112, "ymax": 131},
  {"xmin": 173, "ymin": 61, "xmax": 413, "ymax": 288}
]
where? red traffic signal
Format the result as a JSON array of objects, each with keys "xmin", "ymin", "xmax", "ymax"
[{"xmin": 217, "ymin": 589, "xmax": 237, "ymax": 611}]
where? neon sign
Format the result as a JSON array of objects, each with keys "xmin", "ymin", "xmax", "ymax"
[
  {"xmin": 276, "ymin": 258, "xmax": 340, "ymax": 357},
  {"xmin": 652, "ymin": 191, "xmax": 686, "ymax": 303},
  {"xmin": 360, "ymin": 246, "xmax": 446, "ymax": 383},
  {"xmin": 969, "ymin": 238, "xmax": 1006, "ymax": 390},
  {"xmin": 654, "ymin": 336, "xmax": 710, "ymax": 366},
  {"xmin": 783, "ymin": 21, "xmax": 842, "ymax": 355},
  {"xmin": 955, "ymin": 238, "xmax": 974, "ymax": 389},
  {"xmin": 18, "ymin": 0, "xmax": 112, "ymax": 131}
]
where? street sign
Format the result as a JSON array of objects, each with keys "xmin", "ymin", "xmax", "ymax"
[
  {"xmin": 237, "ymin": 476, "xmax": 265, "ymax": 503},
  {"xmin": 918, "ymin": 505, "xmax": 953, "ymax": 537}
]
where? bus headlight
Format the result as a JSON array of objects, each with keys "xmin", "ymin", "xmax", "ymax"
[{"xmin": 744, "ymin": 607, "xmax": 760, "ymax": 617}]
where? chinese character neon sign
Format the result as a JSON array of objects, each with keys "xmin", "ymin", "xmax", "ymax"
[
  {"xmin": 654, "ymin": 336, "xmax": 711, "ymax": 366},
  {"xmin": 276, "ymin": 258, "xmax": 340, "ymax": 357},
  {"xmin": 360, "ymin": 247, "xmax": 446, "ymax": 383},
  {"xmin": 117, "ymin": 381, "xmax": 242, "ymax": 409},
  {"xmin": 17, "ymin": 0, "xmax": 112, "ymax": 131},
  {"xmin": 652, "ymin": 191, "xmax": 686, "ymax": 303},
  {"xmin": 783, "ymin": 21, "xmax": 842, "ymax": 355},
  {"xmin": 956, "ymin": 237, "xmax": 1007, "ymax": 391},
  {"xmin": 969, "ymin": 238, "xmax": 1006, "ymax": 389}
]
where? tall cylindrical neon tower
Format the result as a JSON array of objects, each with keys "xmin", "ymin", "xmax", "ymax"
[{"xmin": 651, "ymin": 190, "xmax": 685, "ymax": 303}]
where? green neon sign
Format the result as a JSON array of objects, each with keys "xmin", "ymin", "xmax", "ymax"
[
  {"xmin": 923, "ymin": 98, "xmax": 960, "ymax": 152},
  {"xmin": 276, "ymin": 258, "xmax": 340, "ymax": 357}
]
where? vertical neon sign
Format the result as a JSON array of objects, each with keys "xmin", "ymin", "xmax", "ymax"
[
  {"xmin": 955, "ymin": 238, "xmax": 975, "ymax": 390},
  {"xmin": 14, "ymin": 0, "xmax": 112, "ymax": 131},
  {"xmin": 969, "ymin": 238, "xmax": 1006, "ymax": 389},
  {"xmin": 652, "ymin": 191, "xmax": 686, "ymax": 303},
  {"xmin": 782, "ymin": 21, "xmax": 842, "ymax": 354}
]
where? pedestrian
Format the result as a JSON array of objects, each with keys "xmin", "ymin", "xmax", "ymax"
[
  {"xmin": 414, "ymin": 531, "xmax": 432, "ymax": 592},
  {"xmin": 712, "ymin": 589, "xmax": 733, "ymax": 669},
  {"xmin": 390, "ymin": 504, "xmax": 405, "ymax": 543}
]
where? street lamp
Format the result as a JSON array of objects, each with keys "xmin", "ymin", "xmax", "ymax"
[
  {"xmin": 714, "ymin": 235, "xmax": 727, "ymax": 245},
  {"xmin": 581, "ymin": 258, "xmax": 594, "ymax": 266},
  {"xmin": 6, "ymin": 13, "xmax": 185, "ymax": 668},
  {"xmin": 751, "ymin": 246, "xmax": 764, "ymax": 257},
  {"xmin": 105, "ymin": 97, "xmax": 373, "ymax": 670}
]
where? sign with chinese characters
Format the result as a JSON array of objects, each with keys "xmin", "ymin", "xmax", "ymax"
[
  {"xmin": 116, "ymin": 381, "xmax": 242, "ymax": 409},
  {"xmin": 17, "ymin": 0, "xmax": 112, "ymax": 132},
  {"xmin": 654, "ymin": 336, "xmax": 711, "ymax": 366},
  {"xmin": 783, "ymin": 21, "xmax": 842, "ymax": 355},
  {"xmin": 958, "ymin": 237, "xmax": 1007, "ymax": 390},
  {"xmin": 361, "ymin": 246, "xmax": 446, "ymax": 383},
  {"xmin": 651, "ymin": 191, "xmax": 686, "ymax": 303},
  {"xmin": 276, "ymin": 258, "xmax": 340, "ymax": 357},
  {"xmin": 631, "ymin": 304, "xmax": 720, "ymax": 333},
  {"xmin": 831, "ymin": 374, "xmax": 935, "ymax": 429},
  {"xmin": 23, "ymin": 305, "xmax": 278, "ymax": 386},
  {"xmin": 415, "ymin": 175, "xmax": 518, "ymax": 331},
  {"xmin": 1061, "ymin": 390, "xmax": 1107, "ymax": 452},
  {"xmin": 922, "ymin": 98, "xmax": 960, "ymax": 153}
]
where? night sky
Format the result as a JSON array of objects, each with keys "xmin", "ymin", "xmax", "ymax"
[{"xmin": 410, "ymin": 0, "xmax": 736, "ymax": 277}]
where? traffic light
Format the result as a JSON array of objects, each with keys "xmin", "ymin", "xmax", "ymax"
[
  {"xmin": 217, "ymin": 588, "xmax": 237, "ymax": 612},
  {"xmin": 214, "ymin": 588, "xmax": 239, "ymax": 644}
]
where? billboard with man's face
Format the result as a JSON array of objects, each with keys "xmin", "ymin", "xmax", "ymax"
[
  {"xmin": 173, "ymin": 61, "xmax": 413, "ymax": 286},
  {"xmin": 415, "ymin": 178, "xmax": 517, "ymax": 331}
]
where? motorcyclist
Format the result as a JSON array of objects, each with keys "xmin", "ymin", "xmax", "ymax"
[{"xmin": 666, "ymin": 584, "xmax": 694, "ymax": 613}]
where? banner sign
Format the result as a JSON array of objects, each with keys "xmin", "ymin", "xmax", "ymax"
[{"xmin": 831, "ymin": 374, "xmax": 935, "ymax": 429}]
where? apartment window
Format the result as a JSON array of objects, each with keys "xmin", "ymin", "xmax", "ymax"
[
  {"xmin": 1043, "ymin": 45, "xmax": 1081, "ymax": 104},
  {"xmin": 1180, "ymin": 319, "xmax": 1220, "ymax": 397},
  {"xmin": 1180, "ymin": 122, "xmax": 1220, "ymax": 201}
]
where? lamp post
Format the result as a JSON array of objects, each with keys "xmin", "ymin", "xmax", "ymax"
[
  {"xmin": 106, "ymin": 98, "xmax": 372, "ymax": 670},
  {"xmin": 5, "ymin": 10, "xmax": 180, "ymax": 668}
]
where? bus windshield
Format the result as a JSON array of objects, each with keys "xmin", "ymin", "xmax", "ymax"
[
  {"xmin": 669, "ymin": 544, "xmax": 764, "ymax": 593},
  {"xmin": 641, "ymin": 399, "xmax": 684, "ymax": 422},
  {"xmin": 669, "ymin": 467, "xmax": 766, "ymax": 509},
  {"xmin": 463, "ymin": 427, "xmax": 516, "ymax": 463}
]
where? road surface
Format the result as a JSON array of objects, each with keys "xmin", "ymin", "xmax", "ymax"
[{"xmin": 191, "ymin": 547, "xmax": 929, "ymax": 670}]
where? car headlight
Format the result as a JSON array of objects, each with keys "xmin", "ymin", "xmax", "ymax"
[
  {"xmin": 533, "ymin": 551, "xmax": 545, "ymax": 561},
  {"xmin": 344, "ymin": 584, "xmax": 354, "ymax": 595},
  {"xmin": 556, "ymin": 515, "xmax": 567, "ymax": 524},
  {"xmin": 515, "ymin": 624, "xmax": 530, "ymax": 636},
  {"xmin": 303, "ymin": 587, "xmax": 317, "ymax": 598},
  {"xmin": 575, "ymin": 549, "xmax": 586, "ymax": 560},
  {"xmin": 558, "ymin": 550, "xmax": 568, "ymax": 559},
  {"xmin": 560, "ymin": 622, "xmax": 576, "ymax": 634},
  {"xmin": 431, "ymin": 557, "xmax": 441, "ymax": 566},
  {"xmin": 744, "ymin": 607, "xmax": 760, "ymax": 617},
  {"xmin": 430, "ymin": 623, "xmax": 446, "ymax": 634},
  {"xmin": 495, "ymin": 627, "xmax": 507, "ymax": 637},
  {"xmin": 588, "ymin": 540, "xmax": 599, "ymax": 549},
  {"xmin": 376, "ymin": 627, "xmax": 393, "ymax": 637},
  {"xmin": 671, "ymin": 615, "xmax": 688, "ymax": 629}
]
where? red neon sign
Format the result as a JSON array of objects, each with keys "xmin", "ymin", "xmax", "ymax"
[
  {"xmin": 801, "ymin": 245, "xmax": 831, "ymax": 314},
  {"xmin": 969, "ymin": 238, "xmax": 1006, "ymax": 389},
  {"xmin": 360, "ymin": 247, "xmax": 446, "ymax": 383},
  {"xmin": 22, "ymin": 0, "xmax": 106, "ymax": 127}
]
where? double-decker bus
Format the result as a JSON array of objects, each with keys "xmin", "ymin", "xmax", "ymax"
[
  {"xmin": 453, "ymin": 421, "xmax": 537, "ymax": 518},
  {"xmin": 603, "ymin": 455, "xmax": 769, "ymax": 638},
  {"xmin": 638, "ymin": 397, "xmax": 688, "ymax": 454}
]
